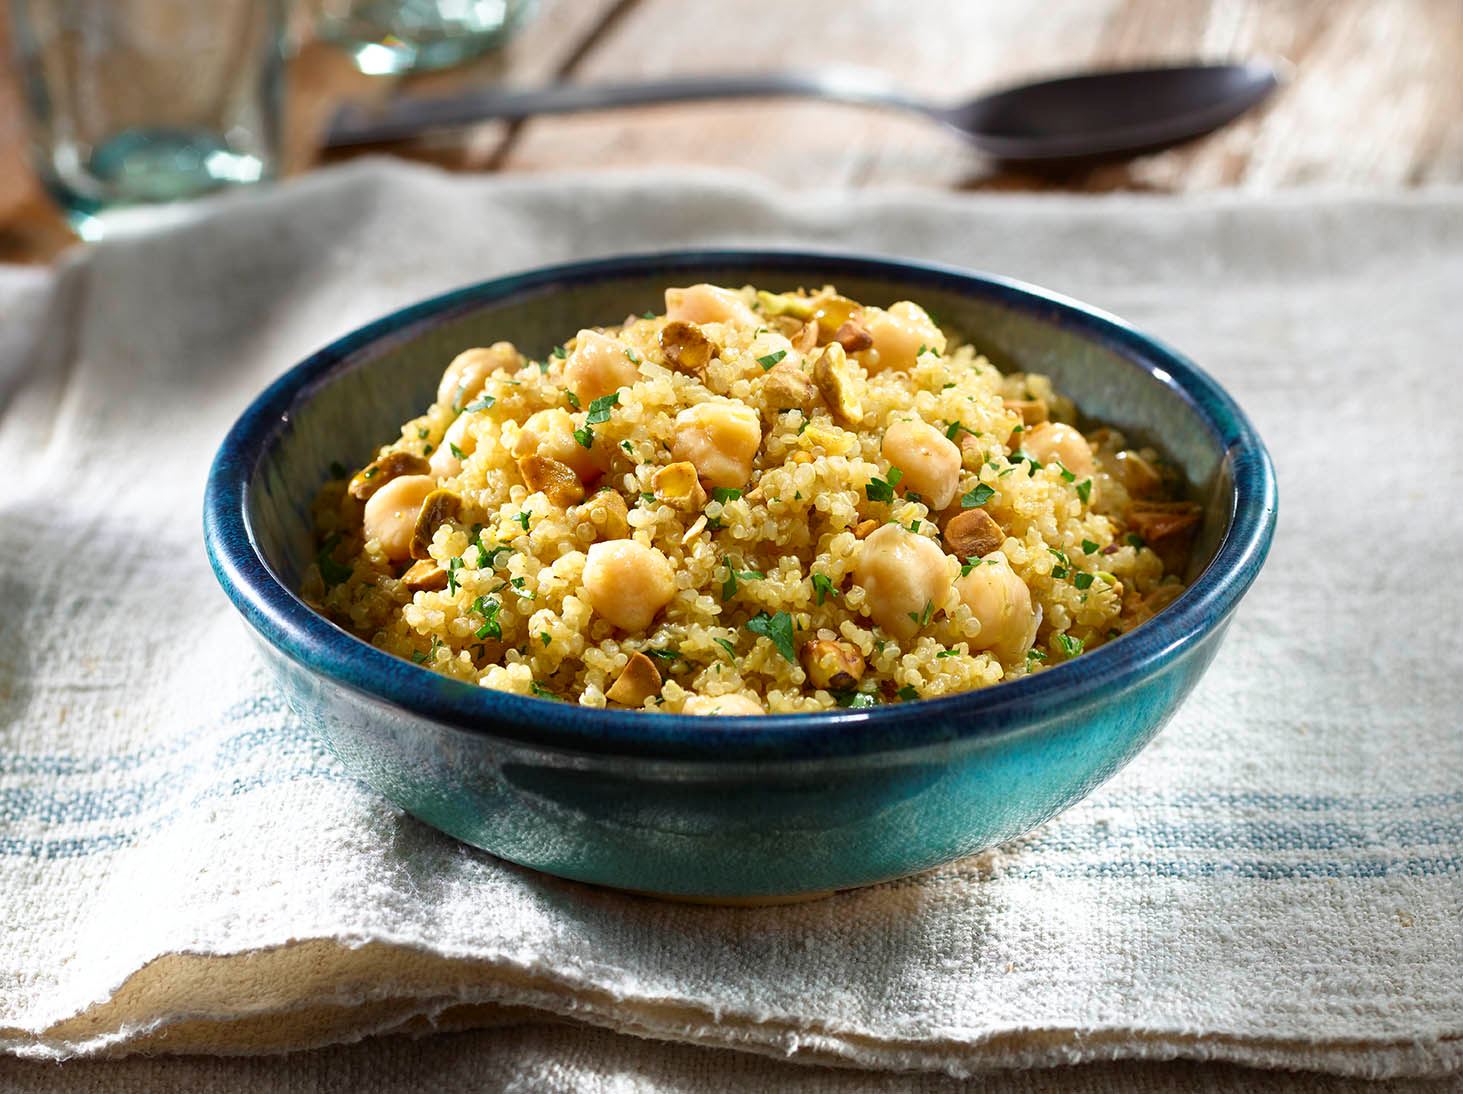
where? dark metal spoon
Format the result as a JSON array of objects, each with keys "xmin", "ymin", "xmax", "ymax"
[{"xmin": 325, "ymin": 61, "xmax": 1281, "ymax": 165}]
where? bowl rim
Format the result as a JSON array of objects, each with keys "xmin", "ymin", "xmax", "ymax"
[{"xmin": 204, "ymin": 248, "xmax": 1277, "ymax": 761}]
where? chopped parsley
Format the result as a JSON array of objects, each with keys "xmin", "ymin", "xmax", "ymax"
[
  {"xmin": 417, "ymin": 428, "xmax": 430, "ymax": 440},
  {"xmin": 477, "ymin": 543, "xmax": 512, "ymax": 569},
  {"xmin": 1049, "ymin": 548, "xmax": 1071, "ymax": 567},
  {"xmin": 1055, "ymin": 633, "xmax": 1084, "ymax": 657},
  {"xmin": 530, "ymin": 681, "xmax": 556, "ymax": 699},
  {"xmin": 1051, "ymin": 566, "xmax": 1069, "ymax": 580},
  {"xmin": 796, "ymin": 417, "xmax": 811, "ymax": 435},
  {"xmin": 721, "ymin": 563, "xmax": 765, "ymax": 601},
  {"xmin": 959, "ymin": 556, "xmax": 982, "ymax": 576},
  {"xmin": 1127, "ymin": 533, "xmax": 1146, "ymax": 548},
  {"xmin": 1082, "ymin": 539, "xmax": 1099, "ymax": 555},
  {"xmin": 540, "ymin": 632, "xmax": 552, "ymax": 646},
  {"xmin": 412, "ymin": 636, "xmax": 442, "ymax": 665},
  {"xmin": 745, "ymin": 610, "xmax": 796, "ymax": 663},
  {"xmin": 449, "ymin": 442, "xmax": 466, "ymax": 460},
  {"xmin": 640, "ymin": 492, "xmax": 656, "ymax": 504},
  {"xmin": 586, "ymin": 392, "xmax": 619, "ymax": 424},
  {"xmin": 865, "ymin": 466, "xmax": 903, "ymax": 503},
  {"xmin": 508, "ymin": 576, "xmax": 535, "ymax": 600},
  {"xmin": 836, "ymin": 689, "xmax": 879, "ymax": 709},
  {"xmin": 573, "ymin": 426, "xmax": 594, "ymax": 448},
  {"xmin": 710, "ymin": 487, "xmax": 742, "ymax": 504},
  {"xmin": 564, "ymin": 390, "xmax": 581, "ymax": 410},
  {"xmin": 515, "ymin": 510, "xmax": 531, "ymax": 530},
  {"xmin": 897, "ymin": 685, "xmax": 920, "ymax": 701},
  {"xmin": 1076, "ymin": 479, "xmax": 1093, "ymax": 503},
  {"xmin": 471, "ymin": 596, "xmax": 502, "ymax": 640},
  {"xmin": 812, "ymin": 573, "xmax": 838, "ymax": 605},
  {"xmin": 1027, "ymin": 648, "xmax": 1048, "ymax": 663},
  {"xmin": 1074, "ymin": 572, "xmax": 1095, "ymax": 591},
  {"xmin": 641, "ymin": 310, "xmax": 657, "ymax": 320},
  {"xmin": 464, "ymin": 394, "xmax": 495, "ymax": 413},
  {"xmin": 645, "ymin": 647, "xmax": 681, "ymax": 662},
  {"xmin": 713, "ymin": 637, "xmax": 737, "ymax": 660},
  {"xmin": 944, "ymin": 421, "xmax": 979, "ymax": 442},
  {"xmin": 961, "ymin": 483, "xmax": 995, "ymax": 509},
  {"xmin": 908, "ymin": 599, "xmax": 934, "ymax": 627},
  {"xmin": 936, "ymin": 649, "xmax": 959, "ymax": 659},
  {"xmin": 1055, "ymin": 461, "xmax": 1076, "ymax": 483},
  {"xmin": 624, "ymin": 349, "xmax": 640, "ymax": 364},
  {"xmin": 446, "ymin": 556, "xmax": 464, "ymax": 595},
  {"xmin": 315, "ymin": 534, "xmax": 352, "ymax": 587},
  {"xmin": 756, "ymin": 349, "xmax": 787, "ymax": 370},
  {"xmin": 621, "ymin": 440, "xmax": 635, "ymax": 457},
  {"xmin": 551, "ymin": 345, "xmax": 567, "ymax": 360}
]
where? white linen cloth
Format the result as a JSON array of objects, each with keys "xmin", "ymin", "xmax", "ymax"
[{"xmin": 0, "ymin": 162, "xmax": 1459, "ymax": 1084}]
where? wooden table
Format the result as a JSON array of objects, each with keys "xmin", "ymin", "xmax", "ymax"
[{"xmin": 3, "ymin": 0, "xmax": 1460, "ymax": 264}]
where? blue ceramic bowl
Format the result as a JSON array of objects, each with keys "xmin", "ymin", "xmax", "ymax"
[{"xmin": 204, "ymin": 251, "xmax": 1276, "ymax": 900}]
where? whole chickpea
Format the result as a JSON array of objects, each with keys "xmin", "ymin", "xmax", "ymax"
[
  {"xmin": 582, "ymin": 540, "xmax": 677, "ymax": 631},
  {"xmin": 857, "ymin": 301, "xmax": 945, "ymax": 374},
  {"xmin": 436, "ymin": 343, "xmax": 521, "ymax": 409},
  {"xmin": 664, "ymin": 283, "xmax": 758, "ymax": 328},
  {"xmin": 956, "ymin": 553, "xmax": 1039, "ymax": 661},
  {"xmin": 513, "ymin": 408, "xmax": 608, "ymax": 484},
  {"xmin": 671, "ymin": 400, "xmax": 762, "ymax": 490},
  {"xmin": 363, "ymin": 474, "xmax": 435, "ymax": 562},
  {"xmin": 681, "ymin": 693, "xmax": 765, "ymax": 716},
  {"xmin": 853, "ymin": 523, "xmax": 951, "ymax": 640},
  {"xmin": 881, "ymin": 419, "xmax": 962, "ymax": 510},
  {"xmin": 565, "ymin": 329, "xmax": 639, "ymax": 404},
  {"xmin": 1021, "ymin": 422, "xmax": 1095, "ymax": 482}
]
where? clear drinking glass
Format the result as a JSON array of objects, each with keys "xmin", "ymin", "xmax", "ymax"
[
  {"xmin": 8, "ymin": 0, "xmax": 287, "ymax": 239},
  {"xmin": 316, "ymin": 0, "xmax": 533, "ymax": 75}
]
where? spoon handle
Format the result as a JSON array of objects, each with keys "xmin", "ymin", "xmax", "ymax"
[{"xmin": 325, "ymin": 68, "xmax": 930, "ymax": 148}]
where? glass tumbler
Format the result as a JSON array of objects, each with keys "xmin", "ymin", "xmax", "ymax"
[
  {"xmin": 9, "ymin": 0, "xmax": 287, "ymax": 238},
  {"xmin": 316, "ymin": 0, "xmax": 533, "ymax": 75}
]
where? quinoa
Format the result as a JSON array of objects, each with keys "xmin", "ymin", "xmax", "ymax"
[{"xmin": 304, "ymin": 284, "xmax": 1195, "ymax": 714}]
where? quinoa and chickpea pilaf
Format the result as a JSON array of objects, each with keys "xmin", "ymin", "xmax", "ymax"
[{"xmin": 305, "ymin": 283, "xmax": 1200, "ymax": 715}]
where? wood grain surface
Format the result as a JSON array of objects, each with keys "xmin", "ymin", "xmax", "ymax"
[{"xmin": 2, "ymin": 0, "xmax": 1460, "ymax": 264}]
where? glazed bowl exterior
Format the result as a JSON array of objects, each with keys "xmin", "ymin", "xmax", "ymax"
[{"xmin": 204, "ymin": 251, "xmax": 1277, "ymax": 899}]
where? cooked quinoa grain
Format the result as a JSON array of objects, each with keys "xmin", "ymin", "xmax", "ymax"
[{"xmin": 305, "ymin": 284, "xmax": 1196, "ymax": 714}]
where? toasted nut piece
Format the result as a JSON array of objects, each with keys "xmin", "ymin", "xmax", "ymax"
[
  {"xmin": 812, "ymin": 294, "xmax": 860, "ymax": 339},
  {"xmin": 801, "ymin": 639, "xmax": 865, "ymax": 691},
  {"xmin": 518, "ymin": 454, "xmax": 586, "ymax": 507},
  {"xmin": 792, "ymin": 321, "xmax": 820, "ymax": 354},
  {"xmin": 1126, "ymin": 500, "xmax": 1202, "ymax": 544},
  {"xmin": 652, "ymin": 461, "xmax": 708, "ymax": 510},
  {"xmin": 762, "ymin": 360, "xmax": 817, "ymax": 414},
  {"xmin": 606, "ymin": 652, "xmax": 663, "ymax": 707},
  {"xmin": 833, "ymin": 317, "xmax": 873, "ymax": 353},
  {"xmin": 682, "ymin": 692, "xmax": 765, "ymax": 715},
  {"xmin": 944, "ymin": 509, "xmax": 1004, "ymax": 559},
  {"xmin": 853, "ymin": 518, "xmax": 880, "ymax": 539},
  {"xmin": 571, "ymin": 488, "xmax": 629, "ymax": 541},
  {"xmin": 755, "ymin": 290, "xmax": 816, "ymax": 320},
  {"xmin": 349, "ymin": 451, "xmax": 432, "ymax": 501},
  {"xmin": 1114, "ymin": 450, "xmax": 1163, "ymax": 498},
  {"xmin": 409, "ymin": 488, "xmax": 462, "ymax": 561},
  {"xmin": 659, "ymin": 320, "xmax": 714, "ymax": 379},
  {"xmin": 681, "ymin": 514, "xmax": 708, "ymax": 545},
  {"xmin": 812, "ymin": 343, "xmax": 863, "ymax": 426},
  {"xmin": 1002, "ymin": 398, "xmax": 1049, "ymax": 426},
  {"xmin": 401, "ymin": 559, "xmax": 449, "ymax": 593}
]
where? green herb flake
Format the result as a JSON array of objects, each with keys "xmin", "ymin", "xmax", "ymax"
[
  {"xmin": 713, "ymin": 637, "xmax": 737, "ymax": 660},
  {"xmin": 449, "ymin": 442, "xmax": 466, "ymax": 460},
  {"xmin": 907, "ymin": 599, "xmax": 934, "ymax": 627},
  {"xmin": 961, "ymin": 483, "xmax": 995, "ymax": 509},
  {"xmin": 897, "ymin": 685, "xmax": 920, "ymax": 702},
  {"xmin": 417, "ymin": 428, "xmax": 430, "ymax": 440},
  {"xmin": 540, "ymin": 632, "xmax": 552, "ymax": 647},
  {"xmin": 1049, "ymin": 548, "xmax": 1071, "ymax": 567},
  {"xmin": 464, "ymin": 394, "xmax": 495, "ymax": 413},
  {"xmin": 564, "ymin": 390, "xmax": 581, "ymax": 410},
  {"xmin": 745, "ymin": 610, "xmax": 797, "ymax": 663},
  {"xmin": 1127, "ymin": 532, "xmax": 1146, "ymax": 548},
  {"xmin": 446, "ymin": 556, "xmax": 464, "ymax": 595},
  {"xmin": 515, "ymin": 510, "xmax": 531, "ymax": 530},
  {"xmin": 838, "ymin": 690, "xmax": 879, "ymax": 709},
  {"xmin": 640, "ymin": 492, "xmax": 656, "ymax": 504},
  {"xmin": 710, "ymin": 487, "xmax": 742, "ymax": 504},
  {"xmin": 1056, "ymin": 461, "xmax": 1076, "ymax": 483},
  {"xmin": 471, "ymin": 596, "xmax": 502, "ymax": 640},
  {"xmin": 721, "ymin": 564, "xmax": 764, "ymax": 601},
  {"xmin": 796, "ymin": 417, "xmax": 811, "ymax": 435},
  {"xmin": 1055, "ymin": 633, "xmax": 1084, "ymax": 657},
  {"xmin": 1082, "ymin": 539, "xmax": 1099, "ymax": 555},
  {"xmin": 756, "ymin": 349, "xmax": 787, "ymax": 370},
  {"xmin": 1051, "ymin": 566, "xmax": 1069, "ymax": 580},
  {"xmin": 624, "ymin": 349, "xmax": 640, "ymax": 364},
  {"xmin": 865, "ymin": 466, "xmax": 903, "ymax": 503},
  {"xmin": 551, "ymin": 345, "xmax": 567, "ymax": 360},
  {"xmin": 812, "ymin": 573, "xmax": 838, "ymax": 605},
  {"xmin": 641, "ymin": 310, "xmax": 657, "ymax": 320},
  {"xmin": 573, "ymin": 426, "xmax": 594, "ymax": 449},
  {"xmin": 620, "ymin": 440, "xmax": 635, "ymax": 457},
  {"xmin": 423, "ymin": 444, "xmax": 434, "ymax": 455},
  {"xmin": 1076, "ymin": 479, "xmax": 1093, "ymax": 503},
  {"xmin": 936, "ymin": 649, "xmax": 959, "ymax": 659},
  {"xmin": 1074, "ymin": 572, "xmax": 1095, "ymax": 590},
  {"xmin": 315, "ymin": 534, "xmax": 353, "ymax": 587},
  {"xmin": 645, "ymin": 647, "xmax": 680, "ymax": 662},
  {"xmin": 959, "ymin": 556, "xmax": 982, "ymax": 576},
  {"xmin": 1027, "ymin": 648, "xmax": 1048, "ymax": 663},
  {"xmin": 944, "ymin": 421, "xmax": 978, "ymax": 441},
  {"xmin": 509, "ymin": 576, "xmax": 535, "ymax": 600},
  {"xmin": 586, "ymin": 392, "xmax": 620, "ymax": 424},
  {"xmin": 530, "ymin": 681, "xmax": 556, "ymax": 699}
]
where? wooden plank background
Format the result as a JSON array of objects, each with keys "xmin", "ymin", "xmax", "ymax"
[{"xmin": 2, "ymin": 0, "xmax": 1460, "ymax": 264}]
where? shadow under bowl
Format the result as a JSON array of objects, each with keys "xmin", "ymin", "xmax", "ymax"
[{"xmin": 204, "ymin": 250, "xmax": 1277, "ymax": 900}]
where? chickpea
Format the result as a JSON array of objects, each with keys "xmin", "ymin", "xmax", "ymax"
[
  {"xmin": 436, "ymin": 342, "xmax": 520, "ymax": 408},
  {"xmin": 429, "ymin": 413, "xmax": 476, "ymax": 478},
  {"xmin": 664, "ymin": 283, "xmax": 758, "ymax": 329},
  {"xmin": 681, "ymin": 693, "xmax": 765, "ymax": 716},
  {"xmin": 1021, "ymin": 422, "xmax": 1095, "ymax": 481},
  {"xmin": 513, "ymin": 408, "xmax": 607, "ymax": 484},
  {"xmin": 582, "ymin": 540, "xmax": 676, "ymax": 631},
  {"xmin": 956, "ymin": 553, "xmax": 1038, "ymax": 661},
  {"xmin": 362, "ymin": 474, "xmax": 435, "ymax": 562},
  {"xmin": 881, "ymin": 419, "xmax": 962, "ymax": 510},
  {"xmin": 853, "ymin": 523, "xmax": 950, "ymax": 640},
  {"xmin": 671, "ymin": 400, "xmax": 762, "ymax": 490},
  {"xmin": 857, "ymin": 301, "xmax": 945, "ymax": 374},
  {"xmin": 565, "ymin": 329, "xmax": 639, "ymax": 403}
]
